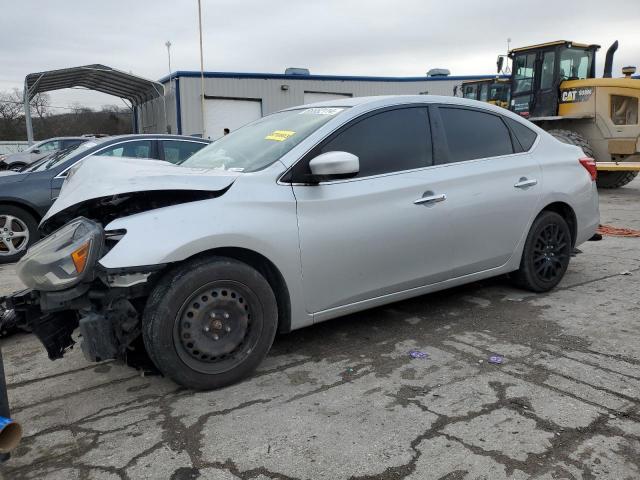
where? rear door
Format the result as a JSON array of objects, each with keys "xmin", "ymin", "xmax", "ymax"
[
  {"xmin": 430, "ymin": 105, "xmax": 542, "ymax": 277},
  {"xmin": 291, "ymin": 106, "xmax": 456, "ymax": 314}
]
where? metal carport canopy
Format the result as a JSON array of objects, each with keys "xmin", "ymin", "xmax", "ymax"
[{"xmin": 23, "ymin": 64, "xmax": 165, "ymax": 143}]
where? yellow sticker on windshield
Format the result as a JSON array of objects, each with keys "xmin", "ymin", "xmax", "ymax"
[{"xmin": 265, "ymin": 130, "xmax": 295, "ymax": 142}]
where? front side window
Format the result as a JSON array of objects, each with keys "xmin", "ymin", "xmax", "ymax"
[
  {"xmin": 162, "ymin": 140, "xmax": 207, "ymax": 164},
  {"xmin": 463, "ymin": 84, "xmax": 478, "ymax": 100},
  {"xmin": 439, "ymin": 107, "xmax": 514, "ymax": 162},
  {"xmin": 513, "ymin": 53, "xmax": 536, "ymax": 94},
  {"xmin": 38, "ymin": 140, "xmax": 60, "ymax": 152},
  {"xmin": 559, "ymin": 48, "xmax": 593, "ymax": 80},
  {"xmin": 309, "ymin": 107, "xmax": 432, "ymax": 178},
  {"xmin": 99, "ymin": 140, "xmax": 152, "ymax": 159},
  {"xmin": 181, "ymin": 107, "xmax": 347, "ymax": 172}
]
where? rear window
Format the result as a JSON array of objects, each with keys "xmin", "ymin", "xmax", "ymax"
[
  {"xmin": 504, "ymin": 117, "xmax": 538, "ymax": 151},
  {"xmin": 439, "ymin": 107, "xmax": 514, "ymax": 162}
]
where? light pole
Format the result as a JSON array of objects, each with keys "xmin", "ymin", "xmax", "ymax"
[
  {"xmin": 165, "ymin": 40, "xmax": 173, "ymax": 93},
  {"xmin": 197, "ymin": 0, "xmax": 206, "ymax": 138}
]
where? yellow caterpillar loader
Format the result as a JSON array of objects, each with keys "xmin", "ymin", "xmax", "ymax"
[
  {"xmin": 458, "ymin": 78, "xmax": 511, "ymax": 108},
  {"xmin": 502, "ymin": 40, "xmax": 640, "ymax": 188}
]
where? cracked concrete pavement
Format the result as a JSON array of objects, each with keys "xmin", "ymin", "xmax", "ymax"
[{"xmin": 1, "ymin": 180, "xmax": 640, "ymax": 479}]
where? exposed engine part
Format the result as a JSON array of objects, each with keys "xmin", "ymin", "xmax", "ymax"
[
  {"xmin": 31, "ymin": 311, "xmax": 78, "ymax": 360},
  {"xmin": 41, "ymin": 189, "xmax": 227, "ymax": 234},
  {"xmin": 79, "ymin": 298, "xmax": 140, "ymax": 362},
  {"xmin": 105, "ymin": 272, "xmax": 152, "ymax": 288}
]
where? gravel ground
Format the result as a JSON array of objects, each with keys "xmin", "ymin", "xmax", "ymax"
[{"xmin": 1, "ymin": 179, "xmax": 639, "ymax": 479}]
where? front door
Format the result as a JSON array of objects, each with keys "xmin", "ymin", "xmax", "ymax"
[{"xmin": 290, "ymin": 106, "xmax": 455, "ymax": 314}]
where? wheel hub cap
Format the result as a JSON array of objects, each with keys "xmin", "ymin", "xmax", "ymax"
[
  {"xmin": 0, "ymin": 215, "xmax": 29, "ymax": 256},
  {"xmin": 178, "ymin": 287, "xmax": 251, "ymax": 362}
]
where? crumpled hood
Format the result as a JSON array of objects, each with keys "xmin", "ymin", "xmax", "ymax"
[{"xmin": 42, "ymin": 155, "xmax": 240, "ymax": 224}]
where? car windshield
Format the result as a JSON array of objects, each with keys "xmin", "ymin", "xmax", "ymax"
[
  {"xmin": 180, "ymin": 107, "xmax": 348, "ymax": 172},
  {"xmin": 29, "ymin": 141, "xmax": 99, "ymax": 172}
]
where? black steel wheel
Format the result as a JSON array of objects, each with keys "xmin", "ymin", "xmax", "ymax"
[
  {"xmin": 511, "ymin": 211, "xmax": 572, "ymax": 292},
  {"xmin": 143, "ymin": 256, "xmax": 278, "ymax": 390},
  {"xmin": 174, "ymin": 282, "xmax": 263, "ymax": 375}
]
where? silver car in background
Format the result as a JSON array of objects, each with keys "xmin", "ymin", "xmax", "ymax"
[
  {"xmin": 9, "ymin": 96, "xmax": 600, "ymax": 390},
  {"xmin": 0, "ymin": 136, "xmax": 90, "ymax": 171}
]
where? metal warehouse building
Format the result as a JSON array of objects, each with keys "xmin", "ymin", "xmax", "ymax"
[{"xmin": 136, "ymin": 71, "xmax": 497, "ymax": 140}]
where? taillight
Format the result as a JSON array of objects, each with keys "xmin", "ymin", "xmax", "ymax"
[{"xmin": 579, "ymin": 157, "xmax": 597, "ymax": 181}]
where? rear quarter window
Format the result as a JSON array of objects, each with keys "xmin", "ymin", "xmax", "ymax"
[{"xmin": 504, "ymin": 117, "xmax": 538, "ymax": 151}]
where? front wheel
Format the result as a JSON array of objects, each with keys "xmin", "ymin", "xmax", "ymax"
[
  {"xmin": 142, "ymin": 256, "xmax": 278, "ymax": 390},
  {"xmin": 0, "ymin": 205, "xmax": 39, "ymax": 264},
  {"xmin": 511, "ymin": 211, "xmax": 572, "ymax": 292}
]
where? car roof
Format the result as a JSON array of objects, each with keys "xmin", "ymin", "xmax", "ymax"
[
  {"xmin": 102, "ymin": 134, "xmax": 211, "ymax": 142},
  {"xmin": 284, "ymin": 94, "xmax": 536, "ymax": 126}
]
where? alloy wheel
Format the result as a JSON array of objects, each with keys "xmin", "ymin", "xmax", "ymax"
[
  {"xmin": 532, "ymin": 223, "xmax": 569, "ymax": 282},
  {"xmin": 0, "ymin": 215, "xmax": 30, "ymax": 257}
]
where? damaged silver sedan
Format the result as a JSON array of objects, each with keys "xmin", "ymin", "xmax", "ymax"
[{"xmin": 5, "ymin": 96, "xmax": 600, "ymax": 389}]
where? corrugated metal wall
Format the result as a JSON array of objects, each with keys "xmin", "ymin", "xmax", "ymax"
[{"xmin": 140, "ymin": 74, "xmax": 477, "ymax": 136}]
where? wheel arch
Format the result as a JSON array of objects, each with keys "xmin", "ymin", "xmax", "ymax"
[
  {"xmin": 178, "ymin": 247, "xmax": 292, "ymax": 334},
  {"xmin": 0, "ymin": 200, "xmax": 42, "ymax": 224},
  {"xmin": 539, "ymin": 201, "xmax": 577, "ymax": 248}
]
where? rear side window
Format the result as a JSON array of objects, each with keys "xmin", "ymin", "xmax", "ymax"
[
  {"xmin": 162, "ymin": 140, "xmax": 207, "ymax": 164},
  {"xmin": 315, "ymin": 107, "xmax": 432, "ymax": 178},
  {"xmin": 438, "ymin": 107, "xmax": 514, "ymax": 162},
  {"xmin": 504, "ymin": 117, "xmax": 538, "ymax": 151}
]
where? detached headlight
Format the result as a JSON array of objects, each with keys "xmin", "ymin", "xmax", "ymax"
[{"xmin": 16, "ymin": 218, "xmax": 104, "ymax": 291}]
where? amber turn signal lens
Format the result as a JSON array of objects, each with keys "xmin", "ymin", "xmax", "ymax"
[{"xmin": 71, "ymin": 241, "xmax": 90, "ymax": 273}]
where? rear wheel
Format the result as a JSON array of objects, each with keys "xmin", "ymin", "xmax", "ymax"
[
  {"xmin": 512, "ymin": 211, "xmax": 572, "ymax": 292},
  {"xmin": 0, "ymin": 205, "xmax": 39, "ymax": 264},
  {"xmin": 142, "ymin": 256, "xmax": 278, "ymax": 390}
]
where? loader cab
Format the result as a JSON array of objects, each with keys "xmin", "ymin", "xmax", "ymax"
[
  {"xmin": 460, "ymin": 78, "xmax": 511, "ymax": 108},
  {"xmin": 507, "ymin": 40, "xmax": 599, "ymax": 118}
]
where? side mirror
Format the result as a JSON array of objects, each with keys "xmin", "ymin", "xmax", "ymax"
[
  {"xmin": 31, "ymin": 149, "xmax": 40, "ymax": 154},
  {"xmin": 497, "ymin": 56, "xmax": 504, "ymax": 74},
  {"xmin": 307, "ymin": 151, "xmax": 359, "ymax": 183}
]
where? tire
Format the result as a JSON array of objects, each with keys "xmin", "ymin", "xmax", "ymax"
[
  {"xmin": 511, "ymin": 211, "xmax": 572, "ymax": 293},
  {"xmin": 595, "ymin": 169, "xmax": 638, "ymax": 189},
  {"xmin": 142, "ymin": 256, "xmax": 278, "ymax": 390},
  {"xmin": 0, "ymin": 205, "xmax": 39, "ymax": 264},
  {"xmin": 8, "ymin": 163, "xmax": 27, "ymax": 172},
  {"xmin": 548, "ymin": 128, "xmax": 638, "ymax": 189},
  {"xmin": 548, "ymin": 128, "xmax": 594, "ymax": 157}
]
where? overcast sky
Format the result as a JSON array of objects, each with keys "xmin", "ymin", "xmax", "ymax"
[{"xmin": 2, "ymin": 0, "xmax": 639, "ymax": 111}]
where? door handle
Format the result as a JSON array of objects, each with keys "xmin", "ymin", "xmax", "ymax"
[
  {"xmin": 514, "ymin": 177, "xmax": 537, "ymax": 189},
  {"xmin": 414, "ymin": 193, "xmax": 447, "ymax": 205}
]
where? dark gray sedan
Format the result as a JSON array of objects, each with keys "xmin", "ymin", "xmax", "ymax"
[{"xmin": 0, "ymin": 134, "xmax": 210, "ymax": 263}]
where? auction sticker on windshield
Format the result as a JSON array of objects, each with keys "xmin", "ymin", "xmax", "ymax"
[
  {"xmin": 299, "ymin": 107, "xmax": 344, "ymax": 115},
  {"xmin": 265, "ymin": 130, "xmax": 296, "ymax": 142}
]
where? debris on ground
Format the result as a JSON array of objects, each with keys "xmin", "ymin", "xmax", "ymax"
[
  {"xmin": 597, "ymin": 225, "xmax": 640, "ymax": 237},
  {"xmin": 620, "ymin": 270, "xmax": 632, "ymax": 276},
  {"xmin": 409, "ymin": 351, "xmax": 429, "ymax": 359},
  {"xmin": 488, "ymin": 354, "xmax": 504, "ymax": 365}
]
